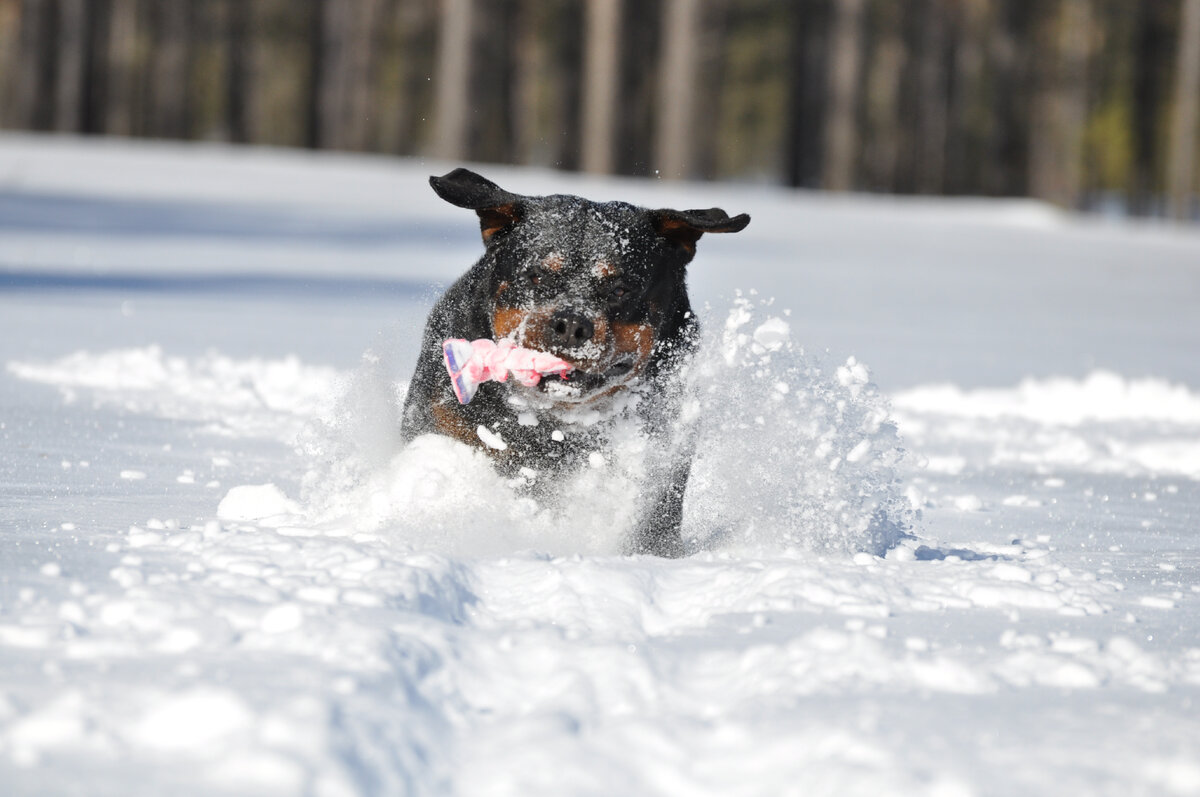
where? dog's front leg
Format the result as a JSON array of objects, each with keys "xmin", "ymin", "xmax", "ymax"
[{"xmin": 629, "ymin": 447, "xmax": 692, "ymax": 558}]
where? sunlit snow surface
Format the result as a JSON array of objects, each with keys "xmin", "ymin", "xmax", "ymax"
[{"xmin": 2, "ymin": 135, "xmax": 1200, "ymax": 796}]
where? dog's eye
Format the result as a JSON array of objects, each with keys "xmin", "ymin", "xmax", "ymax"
[
  {"xmin": 610, "ymin": 286, "xmax": 628, "ymax": 299},
  {"xmin": 528, "ymin": 272, "xmax": 541, "ymax": 286}
]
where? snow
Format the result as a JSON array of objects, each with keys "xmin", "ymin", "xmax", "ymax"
[{"xmin": 2, "ymin": 133, "xmax": 1200, "ymax": 795}]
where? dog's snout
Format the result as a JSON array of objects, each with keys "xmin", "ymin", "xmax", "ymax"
[{"xmin": 547, "ymin": 310, "xmax": 594, "ymax": 348}]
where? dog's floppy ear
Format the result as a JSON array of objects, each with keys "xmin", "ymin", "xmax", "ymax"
[
  {"xmin": 430, "ymin": 168, "xmax": 525, "ymax": 243},
  {"xmin": 650, "ymin": 208, "xmax": 751, "ymax": 255}
]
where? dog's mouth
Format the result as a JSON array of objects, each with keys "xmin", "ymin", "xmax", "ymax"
[{"xmin": 536, "ymin": 359, "xmax": 636, "ymax": 401}]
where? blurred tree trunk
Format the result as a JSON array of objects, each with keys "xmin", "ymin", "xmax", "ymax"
[
  {"xmin": 1168, "ymin": 0, "xmax": 1200, "ymax": 219},
  {"xmin": 691, "ymin": 0, "xmax": 726, "ymax": 181},
  {"xmin": 226, "ymin": 0, "xmax": 250, "ymax": 143},
  {"xmin": 13, "ymin": 0, "xmax": 58, "ymax": 131},
  {"xmin": 470, "ymin": 0, "xmax": 517, "ymax": 163},
  {"xmin": 581, "ymin": 0, "xmax": 621, "ymax": 174},
  {"xmin": 914, "ymin": 0, "xmax": 948, "ymax": 194},
  {"xmin": 822, "ymin": 0, "xmax": 863, "ymax": 191},
  {"xmin": 654, "ymin": 0, "xmax": 700, "ymax": 180},
  {"xmin": 147, "ymin": 0, "xmax": 192, "ymax": 139},
  {"xmin": 390, "ymin": 0, "xmax": 438, "ymax": 156},
  {"xmin": 615, "ymin": 0, "xmax": 659, "ymax": 176},
  {"xmin": 79, "ymin": 0, "xmax": 112, "ymax": 135},
  {"xmin": 784, "ymin": 1, "xmax": 830, "ymax": 188},
  {"xmin": 433, "ymin": 0, "xmax": 473, "ymax": 161},
  {"xmin": 551, "ymin": 1, "xmax": 584, "ymax": 170},
  {"xmin": 1029, "ymin": 0, "xmax": 1091, "ymax": 208},
  {"xmin": 54, "ymin": 0, "xmax": 90, "ymax": 131},
  {"xmin": 102, "ymin": 0, "xmax": 138, "ymax": 136},
  {"xmin": 510, "ymin": 0, "xmax": 543, "ymax": 165},
  {"xmin": 947, "ymin": 0, "xmax": 988, "ymax": 196},
  {"xmin": 862, "ymin": 0, "xmax": 906, "ymax": 193},
  {"xmin": 985, "ymin": 1, "xmax": 1033, "ymax": 197},
  {"xmin": 305, "ymin": 0, "xmax": 323, "ymax": 148},
  {"xmin": 318, "ymin": 0, "xmax": 385, "ymax": 151},
  {"xmin": 1129, "ymin": 1, "xmax": 1173, "ymax": 215}
]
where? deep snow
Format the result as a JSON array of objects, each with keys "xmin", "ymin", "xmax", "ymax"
[{"xmin": 1, "ymin": 134, "xmax": 1199, "ymax": 796}]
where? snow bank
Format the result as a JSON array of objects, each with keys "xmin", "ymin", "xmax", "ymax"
[
  {"xmin": 7, "ymin": 345, "xmax": 341, "ymax": 439},
  {"xmin": 894, "ymin": 372, "xmax": 1200, "ymax": 480},
  {"xmin": 894, "ymin": 371, "xmax": 1200, "ymax": 425}
]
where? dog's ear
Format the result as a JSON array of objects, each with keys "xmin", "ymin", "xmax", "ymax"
[
  {"xmin": 650, "ymin": 208, "xmax": 751, "ymax": 255},
  {"xmin": 430, "ymin": 168, "xmax": 524, "ymax": 243}
]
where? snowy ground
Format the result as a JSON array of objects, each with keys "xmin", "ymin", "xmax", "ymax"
[{"xmin": 1, "ymin": 133, "xmax": 1199, "ymax": 796}]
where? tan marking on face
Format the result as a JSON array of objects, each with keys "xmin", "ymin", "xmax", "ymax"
[
  {"xmin": 495, "ymin": 280, "xmax": 510, "ymax": 299},
  {"xmin": 593, "ymin": 260, "xmax": 619, "ymax": 279},
  {"xmin": 492, "ymin": 306, "xmax": 530, "ymax": 341},
  {"xmin": 612, "ymin": 321, "xmax": 655, "ymax": 372},
  {"xmin": 542, "ymin": 253, "xmax": 565, "ymax": 272}
]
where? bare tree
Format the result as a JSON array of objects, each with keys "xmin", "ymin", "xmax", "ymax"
[
  {"xmin": 862, "ymin": 0, "xmax": 906, "ymax": 192},
  {"xmin": 317, "ymin": 0, "xmax": 386, "ymax": 151},
  {"xmin": 1130, "ymin": 1, "xmax": 1173, "ymax": 215},
  {"xmin": 1168, "ymin": 0, "xmax": 1200, "ymax": 219},
  {"xmin": 914, "ymin": 0, "xmax": 949, "ymax": 194},
  {"xmin": 147, "ymin": 0, "xmax": 192, "ymax": 140},
  {"xmin": 581, "ymin": 0, "xmax": 621, "ymax": 174},
  {"xmin": 11, "ymin": 0, "xmax": 58, "ymax": 131},
  {"xmin": 226, "ymin": 0, "xmax": 250, "ymax": 143},
  {"xmin": 509, "ymin": 0, "xmax": 544, "ymax": 165},
  {"xmin": 99, "ymin": 0, "xmax": 139, "ymax": 136},
  {"xmin": 1029, "ymin": 0, "xmax": 1091, "ymax": 208},
  {"xmin": 654, "ymin": 0, "xmax": 701, "ymax": 180},
  {"xmin": 822, "ymin": 0, "xmax": 864, "ymax": 191},
  {"xmin": 785, "ymin": 1, "xmax": 831, "ymax": 189},
  {"xmin": 433, "ymin": 0, "xmax": 473, "ymax": 161}
]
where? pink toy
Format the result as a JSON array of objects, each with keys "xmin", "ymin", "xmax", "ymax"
[{"xmin": 442, "ymin": 338, "xmax": 573, "ymax": 404}]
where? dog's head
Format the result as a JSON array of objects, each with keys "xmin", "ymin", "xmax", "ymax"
[{"xmin": 431, "ymin": 168, "xmax": 749, "ymax": 405}]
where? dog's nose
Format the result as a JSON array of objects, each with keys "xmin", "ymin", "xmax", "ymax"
[{"xmin": 547, "ymin": 310, "xmax": 595, "ymax": 348}]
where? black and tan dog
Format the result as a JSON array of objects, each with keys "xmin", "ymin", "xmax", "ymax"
[{"xmin": 400, "ymin": 168, "xmax": 749, "ymax": 556}]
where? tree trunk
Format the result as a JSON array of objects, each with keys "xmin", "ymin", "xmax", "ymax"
[
  {"xmin": 1168, "ymin": 0, "xmax": 1200, "ymax": 220},
  {"xmin": 433, "ymin": 0, "xmax": 473, "ymax": 161},
  {"xmin": 146, "ymin": 0, "xmax": 191, "ymax": 139},
  {"xmin": 654, "ymin": 0, "xmax": 701, "ymax": 180},
  {"xmin": 1130, "ymin": 1, "xmax": 1172, "ymax": 215},
  {"xmin": 551, "ymin": 1, "xmax": 584, "ymax": 170},
  {"xmin": 615, "ymin": 0, "xmax": 659, "ymax": 176},
  {"xmin": 1029, "ymin": 0, "xmax": 1091, "ymax": 208},
  {"xmin": 103, "ymin": 0, "xmax": 138, "ymax": 136},
  {"xmin": 822, "ymin": 0, "xmax": 863, "ymax": 191},
  {"xmin": 984, "ymin": 1, "xmax": 1033, "ymax": 197},
  {"xmin": 784, "ymin": 1, "xmax": 830, "ymax": 188},
  {"xmin": 581, "ymin": 0, "xmax": 621, "ymax": 174},
  {"xmin": 226, "ymin": 0, "xmax": 250, "ymax": 143},
  {"xmin": 54, "ymin": 0, "xmax": 92, "ymax": 131},
  {"xmin": 914, "ymin": 0, "xmax": 948, "ymax": 194},
  {"xmin": 862, "ymin": 0, "xmax": 905, "ymax": 192},
  {"xmin": 305, "ymin": 0, "xmax": 324, "ymax": 149},
  {"xmin": 13, "ymin": 0, "xmax": 58, "ymax": 131},
  {"xmin": 509, "ymin": 0, "xmax": 543, "ymax": 165}
]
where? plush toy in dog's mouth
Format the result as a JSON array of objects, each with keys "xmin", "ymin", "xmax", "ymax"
[
  {"xmin": 443, "ymin": 338, "xmax": 573, "ymax": 404},
  {"xmin": 443, "ymin": 338, "xmax": 636, "ymax": 405}
]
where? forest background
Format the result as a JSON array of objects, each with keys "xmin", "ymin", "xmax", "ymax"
[{"xmin": 2, "ymin": 0, "xmax": 1199, "ymax": 221}]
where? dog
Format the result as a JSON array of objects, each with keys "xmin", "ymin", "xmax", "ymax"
[{"xmin": 400, "ymin": 168, "xmax": 749, "ymax": 556}]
